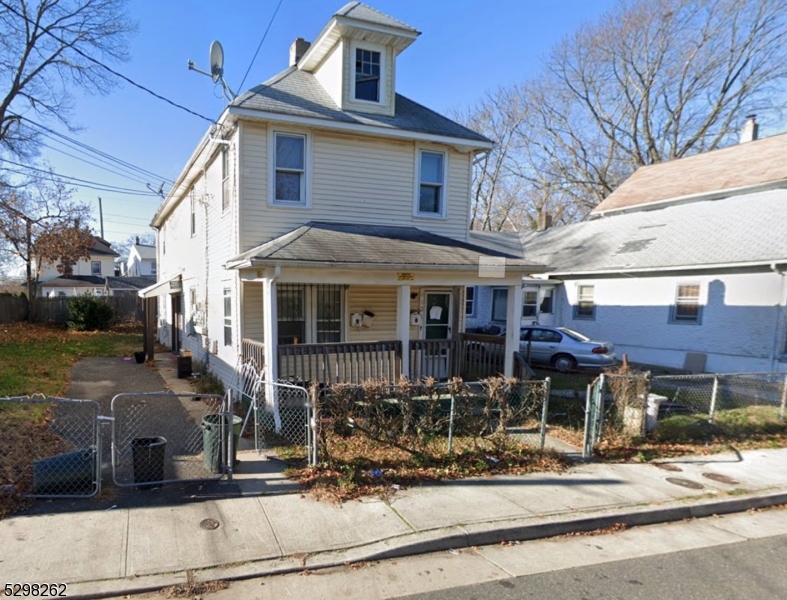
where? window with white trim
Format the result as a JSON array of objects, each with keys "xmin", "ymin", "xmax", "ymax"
[
  {"xmin": 273, "ymin": 132, "xmax": 306, "ymax": 204},
  {"xmin": 355, "ymin": 48, "xmax": 381, "ymax": 102},
  {"xmin": 574, "ymin": 285, "xmax": 595, "ymax": 319},
  {"xmin": 151, "ymin": 260, "xmax": 157, "ymax": 276},
  {"xmin": 417, "ymin": 150, "xmax": 445, "ymax": 216},
  {"xmin": 223, "ymin": 287, "xmax": 232, "ymax": 346},
  {"xmin": 91, "ymin": 261, "xmax": 101, "ymax": 276},
  {"xmin": 491, "ymin": 287, "xmax": 508, "ymax": 322},
  {"xmin": 522, "ymin": 290, "xmax": 538, "ymax": 318},
  {"xmin": 190, "ymin": 192, "xmax": 196, "ymax": 237},
  {"xmin": 670, "ymin": 284, "xmax": 701, "ymax": 324},
  {"xmin": 465, "ymin": 286, "xmax": 476, "ymax": 317},
  {"xmin": 277, "ymin": 284, "xmax": 345, "ymax": 345},
  {"xmin": 221, "ymin": 149, "xmax": 230, "ymax": 211}
]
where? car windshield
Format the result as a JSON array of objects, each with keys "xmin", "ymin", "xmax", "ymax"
[{"xmin": 558, "ymin": 327, "xmax": 591, "ymax": 342}]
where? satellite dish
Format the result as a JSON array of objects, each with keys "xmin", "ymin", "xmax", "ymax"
[{"xmin": 209, "ymin": 41, "xmax": 224, "ymax": 83}]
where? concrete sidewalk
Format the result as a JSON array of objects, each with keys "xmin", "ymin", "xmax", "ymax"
[{"xmin": 3, "ymin": 355, "xmax": 787, "ymax": 598}]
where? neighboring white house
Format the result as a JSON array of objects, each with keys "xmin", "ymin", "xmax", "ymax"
[
  {"xmin": 144, "ymin": 2, "xmax": 545, "ymax": 386},
  {"xmin": 470, "ymin": 127, "xmax": 787, "ymax": 374},
  {"xmin": 37, "ymin": 236, "xmax": 119, "ymax": 298},
  {"xmin": 126, "ymin": 238, "xmax": 157, "ymax": 277}
]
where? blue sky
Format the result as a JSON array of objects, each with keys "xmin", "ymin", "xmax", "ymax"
[{"xmin": 37, "ymin": 0, "xmax": 617, "ymax": 245}]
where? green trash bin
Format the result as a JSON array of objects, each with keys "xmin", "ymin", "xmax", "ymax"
[
  {"xmin": 33, "ymin": 447, "xmax": 97, "ymax": 495},
  {"xmin": 201, "ymin": 414, "xmax": 242, "ymax": 474}
]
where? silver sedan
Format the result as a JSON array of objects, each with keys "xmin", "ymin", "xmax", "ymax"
[{"xmin": 513, "ymin": 326, "xmax": 617, "ymax": 372}]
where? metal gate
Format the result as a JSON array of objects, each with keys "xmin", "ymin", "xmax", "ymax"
[
  {"xmin": 583, "ymin": 374, "xmax": 605, "ymax": 458},
  {"xmin": 110, "ymin": 392, "xmax": 229, "ymax": 487}
]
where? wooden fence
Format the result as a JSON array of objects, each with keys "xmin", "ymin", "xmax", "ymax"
[{"xmin": 0, "ymin": 294, "xmax": 143, "ymax": 325}]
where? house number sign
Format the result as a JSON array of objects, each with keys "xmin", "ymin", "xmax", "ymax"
[{"xmin": 397, "ymin": 272, "xmax": 415, "ymax": 281}]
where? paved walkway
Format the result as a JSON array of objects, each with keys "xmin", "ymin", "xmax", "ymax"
[{"xmin": 2, "ymin": 355, "xmax": 786, "ymax": 598}]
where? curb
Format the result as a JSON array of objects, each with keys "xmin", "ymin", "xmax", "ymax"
[{"xmin": 65, "ymin": 488, "xmax": 787, "ymax": 599}]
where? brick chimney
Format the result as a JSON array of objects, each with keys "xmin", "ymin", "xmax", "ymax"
[
  {"xmin": 739, "ymin": 115, "xmax": 759, "ymax": 143},
  {"xmin": 536, "ymin": 211, "xmax": 552, "ymax": 232},
  {"xmin": 289, "ymin": 38, "xmax": 311, "ymax": 67}
]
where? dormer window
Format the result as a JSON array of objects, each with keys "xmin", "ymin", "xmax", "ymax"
[{"xmin": 355, "ymin": 48, "xmax": 380, "ymax": 102}]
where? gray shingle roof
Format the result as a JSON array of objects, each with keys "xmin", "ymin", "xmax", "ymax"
[
  {"xmin": 106, "ymin": 276, "xmax": 156, "ymax": 290},
  {"xmin": 521, "ymin": 189, "xmax": 787, "ymax": 274},
  {"xmin": 228, "ymin": 222, "xmax": 544, "ymax": 270},
  {"xmin": 232, "ymin": 67, "xmax": 491, "ymax": 144},
  {"xmin": 593, "ymin": 132, "xmax": 787, "ymax": 215},
  {"xmin": 335, "ymin": 2, "xmax": 418, "ymax": 32},
  {"xmin": 43, "ymin": 276, "xmax": 105, "ymax": 287}
]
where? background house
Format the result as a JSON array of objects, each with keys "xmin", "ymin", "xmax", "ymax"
[
  {"xmin": 125, "ymin": 238, "xmax": 157, "ymax": 277},
  {"xmin": 471, "ymin": 126, "xmax": 787, "ymax": 374},
  {"xmin": 37, "ymin": 236, "xmax": 119, "ymax": 297},
  {"xmin": 146, "ymin": 2, "xmax": 543, "ymax": 386}
]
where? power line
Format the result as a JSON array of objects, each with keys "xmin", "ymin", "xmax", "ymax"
[
  {"xmin": 1, "ymin": 161, "xmax": 161, "ymax": 196},
  {"xmin": 37, "ymin": 140, "xmax": 154, "ymax": 187},
  {"xmin": 1, "ymin": 1, "xmax": 216, "ymax": 125},
  {"xmin": 236, "ymin": 0, "xmax": 285, "ymax": 93}
]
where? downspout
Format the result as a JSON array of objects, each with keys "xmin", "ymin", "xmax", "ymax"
[{"xmin": 769, "ymin": 263, "xmax": 787, "ymax": 371}]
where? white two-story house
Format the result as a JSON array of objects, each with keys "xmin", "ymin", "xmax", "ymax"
[
  {"xmin": 125, "ymin": 238, "xmax": 157, "ymax": 277},
  {"xmin": 145, "ymin": 2, "xmax": 546, "ymax": 386},
  {"xmin": 37, "ymin": 236, "xmax": 119, "ymax": 297}
]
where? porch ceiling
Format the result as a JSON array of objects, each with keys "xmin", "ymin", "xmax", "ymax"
[{"xmin": 226, "ymin": 222, "xmax": 548, "ymax": 274}]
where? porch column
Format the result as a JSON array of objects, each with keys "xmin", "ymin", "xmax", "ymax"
[
  {"xmin": 397, "ymin": 285, "xmax": 411, "ymax": 380},
  {"xmin": 262, "ymin": 278, "xmax": 278, "ymax": 380},
  {"xmin": 504, "ymin": 283, "xmax": 523, "ymax": 377}
]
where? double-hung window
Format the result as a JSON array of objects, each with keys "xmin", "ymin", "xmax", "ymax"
[
  {"xmin": 522, "ymin": 290, "xmax": 538, "ymax": 318},
  {"xmin": 223, "ymin": 287, "xmax": 232, "ymax": 346},
  {"xmin": 574, "ymin": 285, "xmax": 595, "ymax": 319},
  {"xmin": 91, "ymin": 261, "xmax": 101, "ymax": 276},
  {"xmin": 273, "ymin": 132, "xmax": 307, "ymax": 205},
  {"xmin": 221, "ymin": 149, "xmax": 230, "ymax": 211},
  {"xmin": 355, "ymin": 48, "xmax": 381, "ymax": 102},
  {"xmin": 671, "ymin": 284, "xmax": 701, "ymax": 323},
  {"xmin": 465, "ymin": 286, "xmax": 476, "ymax": 317},
  {"xmin": 417, "ymin": 150, "xmax": 445, "ymax": 217}
]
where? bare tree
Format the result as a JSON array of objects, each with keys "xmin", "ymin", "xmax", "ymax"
[
  {"xmin": 0, "ymin": 174, "xmax": 91, "ymax": 299},
  {"xmin": 0, "ymin": 0, "xmax": 134, "ymax": 160},
  {"xmin": 463, "ymin": 0, "xmax": 787, "ymax": 225}
]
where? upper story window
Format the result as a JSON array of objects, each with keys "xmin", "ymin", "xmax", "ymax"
[
  {"xmin": 355, "ymin": 48, "xmax": 381, "ymax": 102},
  {"xmin": 221, "ymin": 149, "xmax": 230, "ymax": 211},
  {"xmin": 91, "ymin": 261, "xmax": 101, "ymax": 276},
  {"xmin": 416, "ymin": 150, "xmax": 446, "ymax": 217},
  {"xmin": 190, "ymin": 192, "xmax": 196, "ymax": 237},
  {"xmin": 272, "ymin": 132, "xmax": 308, "ymax": 205},
  {"xmin": 670, "ymin": 283, "xmax": 701, "ymax": 324}
]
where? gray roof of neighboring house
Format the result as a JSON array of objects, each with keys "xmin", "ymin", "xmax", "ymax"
[
  {"xmin": 593, "ymin": 132, "xmax": 787, "ymax": 215},
  {"xmin": 106, "ymin": 276, "xmax": 156, "ymax": 290},
  {"xmin": 133, "ymin": 244, "xmax": 156, "ymax": 260},
  {"xmin": 227, "ymin": 222, "xmax": 545, "ymax": 270},
  {"xmin": 232, "ymin": 67, "xmax": 492, "ymax": 144},
  {"xmin": 520, "ymin": 188, "xmax": 787, "ymax": 274},
  {"xmin": 336, "ymin": 2, "xmax": 418, "ymax": 32},
  {"xmin": 91, "ymin": 237, "xmax": 120, "ymax": 257},
  {"xmin": 42, "ymin": 276, "xmax": 105, "ymax": 287}
]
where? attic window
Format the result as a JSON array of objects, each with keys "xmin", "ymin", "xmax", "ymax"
[{"xmin": 355, "ymin": 48, "xmax": 380, "ymax": 102}]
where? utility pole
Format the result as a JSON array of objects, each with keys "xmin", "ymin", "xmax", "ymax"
[{"xmin": 98, "ymin": 197, "xmax": 104, "ymax": 239}]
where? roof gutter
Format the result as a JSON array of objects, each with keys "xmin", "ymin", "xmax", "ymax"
[
  {"xmin": 227, "ymin": 106, "xmax": 494, "ymax": 151},
  {"xmin": 546, "ymin": 259, "xmax": 787, "ymax": 278},
  {"xmin": 226, "ymin": 258, "xmax": 547, "ymax": 273},
  {"xmin": 593, "ymin": 179, "xmax": 787, "ymax": 218}
]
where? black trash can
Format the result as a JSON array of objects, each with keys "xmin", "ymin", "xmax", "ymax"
[
  {"xmin": 131, "ymin": 436, "xmax": 166, "ymax": 485},
  {"xmin": 201, "ymin": 415, "xmax": 242, "ymax": 474}
]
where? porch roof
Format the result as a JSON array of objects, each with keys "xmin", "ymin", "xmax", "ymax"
[{"xmin": 226, "ymin": 222, "xmax": 546, "ymax": 273}]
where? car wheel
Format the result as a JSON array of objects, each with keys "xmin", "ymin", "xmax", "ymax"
[{"xmin": 552, "ymin": 354, "xmax": 577, "ymax": 373}]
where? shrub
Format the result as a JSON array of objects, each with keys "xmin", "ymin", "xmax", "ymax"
[
  {"xmin": 191, "ymin": 360, "xmax": 225, "ymax": 395},
  {"xmin": 66, "ymin": 295, "xmax": 114, "ymax": 331}
]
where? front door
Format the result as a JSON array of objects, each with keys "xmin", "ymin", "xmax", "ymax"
[{"xmin": 424, "ymin": 292, "xmax": 451, "ymax": 339}]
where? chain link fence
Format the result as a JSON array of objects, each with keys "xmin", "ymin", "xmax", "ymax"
[
  {"xmin": 111, "ymin": 392, "xmax": 227, "ymax": 487},
  {"xmin": 583, "ymin": 371, "xmax": 787, "ymax": 457},
  {"xmin": 0, "ymin": 396, "xmax": 101, "ymax": 498}
]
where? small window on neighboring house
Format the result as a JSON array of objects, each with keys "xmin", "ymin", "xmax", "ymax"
[
  {"xmin": 274, "ymin": 132, "xmax": 306, "ymax": 204},
  {"xmin": 221, "ymin": 149, "xmax": 230, "ymax": 211},
  {"xmin": 574, "ymin": 285, "xmax": 595, "ymax": 319},
  {"xmin": 522, "ymin": 290, "xmax": 538, "ymax": 318},
  {"xmin": 671, "ymin": 284, "xmax": 702, "ymax": 324},
  {"xmin": 57, "ymin": 291, "xmax": 66, "ymax": 298},
  {"xmin": 151, "ymin": 260, "xmax": 157, "ymax": 276},
  {"xmin": 417, "ymin": 150, "xmax": 445, "ymax": 217},
  {"xmin": 91, "ymin": 261, "xmax": 101, "ymax": 276},
  {"xmin": 491, "ymin": 288, "xmax": 508, "ymax": 322},
  {"xmin": 162, "ymin": 227, "xmax": 166, "ymax": 255},
  {"xmin": 190, "ymin": 193, "xmax": 196, "ymax": 237},
  {"xmin": 223, "ymin": 287, "xmax": 232, "ymax": 346},
  {"xmin": 465, "ymin": 286, "xmax": 476, "ymax": 317},
  {"xmin": 355, "ymin": 48, "xmax": 380, "ymax": 102}
]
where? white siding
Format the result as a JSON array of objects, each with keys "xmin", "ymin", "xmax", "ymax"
[
  {"xmin": 556, "ymin": 271, "xmax": 787, "ymax": 373},
  {"xmin": 313, "ymin": 40, "xmax": 343, "ymax": 107},
  {"xmin": 37, "ymin": 255, "xmax": 115, "ymax": 282},
  {"xmin": 240, "ymin": 123, "xmax": 472, "ymax": 250}
]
